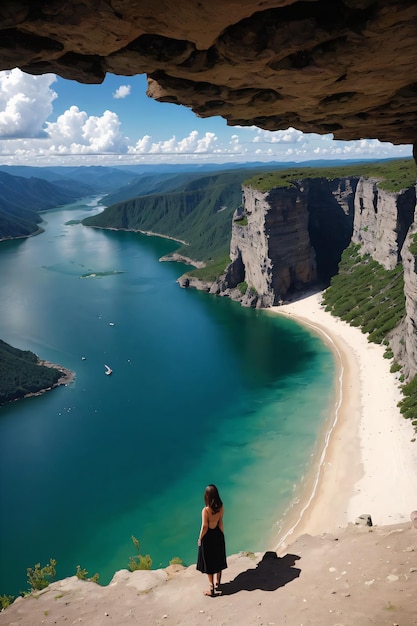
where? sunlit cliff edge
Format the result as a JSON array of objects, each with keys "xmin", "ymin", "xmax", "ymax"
[{"xmin": 1, "ymin": 520, "xmax": 417, "ymax": 625}]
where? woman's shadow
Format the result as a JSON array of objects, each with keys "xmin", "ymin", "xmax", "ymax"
[{"xmin": 219, "ymin": 551, "xmax": 301, "ymax": 595}]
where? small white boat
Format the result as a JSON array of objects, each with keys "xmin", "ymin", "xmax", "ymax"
[
  {"xmin": 81, "ymin": 356, "xmax": 86, "ymax": 361},
  {"xmin": 104, "ymin": 364, "xmax": 112, "ymax": 376},
  {"xmin": 109, "ymin": 322, "xmax": 115, "ymax": 326}
]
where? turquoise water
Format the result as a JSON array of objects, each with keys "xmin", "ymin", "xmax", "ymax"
[{"xmin": 0, "ymin": 198, "xmax": 335, "ymax": 596}]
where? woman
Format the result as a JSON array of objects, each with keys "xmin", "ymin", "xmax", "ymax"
[{"xmin": 196, "ymin": 484, "xmax": 227, "ymax": 597}]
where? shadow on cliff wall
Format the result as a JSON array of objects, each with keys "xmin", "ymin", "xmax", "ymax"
[
  {"xmin": 307, "ymin": 178, "xmax": 356, "ymax": 283},
  {"xmin": 220, "ymin": 551, "xmax": 301, "ymax": 595}
]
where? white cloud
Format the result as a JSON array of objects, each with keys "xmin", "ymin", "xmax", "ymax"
[
  {"xmin": 128, "ymin": 130, "xmax": 219, "ymax": 155},
  {"xmin": 45, "ymin": 107, "xmax": 129, "ymax": 154},
  {"xmin": 0, "ymin": 68, "xmax": 57, "ymax": 138},
  {"xmin": 253, "ymin": 127, "xmax": 304, "ymax": 144},
  {"xmin": 113, "ymin": 85, "xmax": 131, "ymax": 99}
]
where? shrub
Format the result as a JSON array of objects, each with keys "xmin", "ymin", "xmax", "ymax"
[
  {"xmin": 390, "ymin": 362, "xmax": 402, "ymax": 373},
  {"xmin": 0, "ymin": 594, "xmax": 15, "ymax": 610},
  {"xmin": 323, "ymin": 243, "xmax": 405, "ymax": 346},
  {"xmin": 169, "ymin": 557, "xmax": 183, "ymax": 566},
  {"xmin": 237, "ymin": 281, "xmax": 248, "ymax": 295},
  {"xmin": 128, "ymin": 535, "xmax": 152, "ymax": 571},
  {"xmin": 398, "ymin": 374, "xmax": 417, "ymax": 422},
  {"xmin": 27, "ymin": 559, "xmax": 56, "ymax": 591},
  {"xmin": 75, "ymin": 565, "xmax": 99, "ymax": 583}
]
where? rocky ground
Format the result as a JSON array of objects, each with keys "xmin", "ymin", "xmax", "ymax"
[{"xmin": 1, "ymin": 521, "xmax": 416, "ymax": 626}]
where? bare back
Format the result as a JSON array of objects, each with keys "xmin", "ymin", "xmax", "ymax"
[{"xmin": 204, "ymin": 505, "xmax": 224, "ymax": 530}]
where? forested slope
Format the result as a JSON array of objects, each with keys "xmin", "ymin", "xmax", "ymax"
[
  {"xmin": 0, "ymin": 340, "xmax": 63, "ymax": 405},
  {"xmin": 0, "ymin": 171, "xmax": 91, "ymax": 240},
  {"xmin": 83, "ymin": 168, "xmax": 269, "ymax": 262}
]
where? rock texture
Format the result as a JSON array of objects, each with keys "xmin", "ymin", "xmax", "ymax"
[
  {"xmin": 0, "ymin": 1, "xmax": 417, "ymax": 146},
  {"xmin": 352, "ymin": 179, "xmax": 416, "ymax": 270},
  {"xmin": 397, "ymin": 203, "xmax": 417, "ymax": 379},
  {"xmin": 226, "ymin": 185, "xmax": 317, "ymax": 307},
  {"xmin": 1, "ymin": 522, "xmax": 417, "ymax": 626},
  {"xmin": 221, "ymin": 177, "xmax": 356, "ymax": 306}
]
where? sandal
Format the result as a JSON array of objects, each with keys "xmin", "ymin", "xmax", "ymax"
[{"xmin": 204, "ymin": 585, "xmax": 215, "ymax": 597}]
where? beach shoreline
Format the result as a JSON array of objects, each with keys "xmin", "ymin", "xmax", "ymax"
[{"xmin": 268, "ymin": 290, "xmax": 417, "ymax": 550}]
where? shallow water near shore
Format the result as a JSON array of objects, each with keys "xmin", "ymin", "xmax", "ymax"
[{"xmin": 0, "ymin": 197, "xmax": 335, "ymax": 595}]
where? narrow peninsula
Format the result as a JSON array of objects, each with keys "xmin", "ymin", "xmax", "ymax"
[{"xmin": 0, "ymin": 339, "xmax": 74, "ymax": 406}]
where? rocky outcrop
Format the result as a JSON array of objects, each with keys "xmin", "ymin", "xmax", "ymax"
[
  {"xmin": 0, "ymin": 1, "xmax": 417, "ymax": 147},
  {"xmin": 396, "ymin": 202, "xmax": 417, "ymax": 379},
  {"xmin": 352, "ymin": 179, "xmax": 416, "ymax": 270},
  {"xmin": 220, "ymin": 177, "xmax": 356, "ymax": 306},
  {"xmin": 225, "ymin": 185, "xmax": 317, "ymax": 307},
  {"xmin": 2, "ymin": 521, "xmax": 417, "ymax": 626}
]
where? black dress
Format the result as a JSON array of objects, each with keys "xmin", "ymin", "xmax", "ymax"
[{"xmin": 197, "ymin": 520, "xmax": 227, "ymax": 575}]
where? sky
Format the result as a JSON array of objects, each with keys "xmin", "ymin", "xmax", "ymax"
[{"xmin": 0, "ymin": 68, "xmax": 412, "ymax": 167}]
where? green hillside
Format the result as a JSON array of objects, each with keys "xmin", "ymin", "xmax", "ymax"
[
  {"xmin": 83, "ymin": 169, "xmax": 269, "ymax": 262},
  {"xmin": 102, "ymin": 171, "xmax": 207, "ymax": 205},
  {"xmin": 245, "ymin": 158, "xmax": 416, "ymax": 193},
  {"xmin": 0, "ymin": 340, "xmax": 62, "ymax": 405},
  {"xmin": 0, "ymin": 171, "xmax": 91, "ymax": 240},
  {"xmin": 323, "ymin": 243, "xmax": 405, "ymax": 344}
]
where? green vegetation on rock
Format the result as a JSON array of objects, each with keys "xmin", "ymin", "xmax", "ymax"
[
  {"xmin": 128, "ymin": 535, "xmax": 152, "ymax": 571},
  {"xmin": 322, "ymin": 243, "xmax": 405, "ymax": 344},
  {"xmin": 245, "ymin": 158, "xmax": 415, "ymax": 193},
  {"xmin": 0, "ymin": 594, "xmax": 15, "ymax": 610},
  {"xmin": 409, "ymin": 233, "xmax": 417, "ymax": 256},
  {"xmin": 186, "ymin": 254, "xmax": 231, "ymax": 282},
  {"xmin": 75, "ymin": 565, "xmax": 99, "ymax": 583},
  {"xmin": 398, "ymin": 375, "xmax": 417, "ymax": 428},
  {"xmin": 27, "ymin": 559, "xmax": 56, "ymax": 591}
]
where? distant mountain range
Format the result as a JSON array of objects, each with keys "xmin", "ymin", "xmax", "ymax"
[
  {"xmin": 0, "ymin": 161, "xmax": 282, "ymax": 253},
  {"xmin": 0, "ymin": 170, "xmax": 92, "ymax": 240},
  {"xmin": 83, "ymin": 166, "xmax": 277, "ymax": 262},
  {"xmin": 0, "ymin": 158, "xmax": 404, "ymax": 245}
]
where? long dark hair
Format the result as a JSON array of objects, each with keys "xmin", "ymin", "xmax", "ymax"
[{"xmin": 204, "ymin": 484, "xmax": 223, "ymax": 513}]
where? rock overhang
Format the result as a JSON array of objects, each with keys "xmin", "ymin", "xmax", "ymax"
[{"xmin": 1, "ymin": 0, "xmax": 416, "ymax": 146}]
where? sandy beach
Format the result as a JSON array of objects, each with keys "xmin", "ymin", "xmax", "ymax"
[{"xmin": 270, "ymin": 290, "xmax": 417, "ymax": 546}]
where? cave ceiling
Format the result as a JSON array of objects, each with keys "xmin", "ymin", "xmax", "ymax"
[{"xmin": 1, "ymin": 0, "xmax": 417, "ymax": 146}]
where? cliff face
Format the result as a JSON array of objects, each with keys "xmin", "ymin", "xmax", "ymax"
[
  {"xmin": 352, "ymin": 179, "xmax": 416, "ymax": 270},
  {"xmin": 218, "ymin": 176, "xmax": 417, "ymax": 378},
  {"xmin": 223, "ymin": 177, "xmax": 356, "ymax": 306},
  {"xmin": 349, "ymin": 178, "xmax": 417, "ymax": 378},
  {"xmin": 226, "ymin": 185, "xmax": 316, "ymax": 307},
  {"xmin": 396, "ymin": 199, "xmax": 417, "ymax": 379}
]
